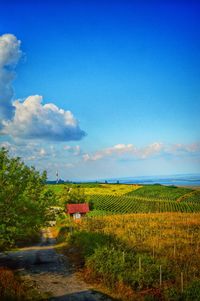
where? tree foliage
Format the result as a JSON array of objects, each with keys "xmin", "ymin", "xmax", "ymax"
[
  {"xmin": 60, "ymin": 186, "xmax": 88, "ymax": 204},
  {"xmin": 0, "ymin": 148, "xmax": 54, "ymax": 250}
]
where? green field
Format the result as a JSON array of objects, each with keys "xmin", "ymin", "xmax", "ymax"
[
  {"xmin": 47, "ymin": 183, "xmax": 200, "ymax": 215},
  {"xmin": 89, "ymin": 185, "xmax": 200, "ymax": 215},
  {"xmin": 125, "ymin": 184, "xmax": 191, "ymax": 200},
  {"xmin": 88, "ymin": 194, "xmax": 200, "ymax": 215}
]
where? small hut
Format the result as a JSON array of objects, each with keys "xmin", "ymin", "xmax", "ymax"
[{"xmin": 66, "ymin": 203, "xmax": 89, "ymax": 219}]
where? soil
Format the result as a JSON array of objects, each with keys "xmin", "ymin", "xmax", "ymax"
[{"xmin": 0, "ymin": 228, "xmax": 115, "ymax": 301}]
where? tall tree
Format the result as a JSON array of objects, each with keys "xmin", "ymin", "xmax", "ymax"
[{"xmin": 0, "ymin": 148, "xmax": 54, "ymax": 250}]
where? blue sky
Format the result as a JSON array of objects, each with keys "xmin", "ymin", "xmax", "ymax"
[{"xmin": 0, "ymin": 0, "xmax": 200, "ymax": 180}]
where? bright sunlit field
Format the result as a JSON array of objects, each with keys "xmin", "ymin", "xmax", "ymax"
[{"xmin": 65, "ymin": 212, "xmax": 200, "ymax": 300}]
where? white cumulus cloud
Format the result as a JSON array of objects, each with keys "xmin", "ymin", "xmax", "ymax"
[
  {"xmin": 83, "ymin": 144, "xmax": 136, "ymax": 161},
  {"xmin": 1, "ymin": 95, "xmax": 86, "ymax": 141},
  {"xmin": 0, "ymin": 33, "xmax": 22, "ymax": 120},
  {"xmin": 82, "ymin": 142, "xmax": 166, "ymax": 162},
  {"xmin": 82, "ymin": 142, "xmax": 200, "ymax": 163},
  {"xmin": 0, "ymin": 33, "xmax": 86, "ymax": 142},
  {"xmin": 139, "ymin": 142, "xmax": 164, "ymax": 159}
]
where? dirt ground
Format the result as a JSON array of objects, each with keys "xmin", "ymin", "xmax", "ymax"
[{"xmin": 0, "ymin": 229, "xmax": 115, "ymax": 301}]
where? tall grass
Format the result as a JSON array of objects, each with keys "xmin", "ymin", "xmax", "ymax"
[{"xmin": 60, "ymin": 212, "xmax": 200, "ymax": 300}]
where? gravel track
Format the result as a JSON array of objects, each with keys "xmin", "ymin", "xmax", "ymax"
[{"xmin": 0, "ymin": 228, "xmax": 114, "ymax": 301}]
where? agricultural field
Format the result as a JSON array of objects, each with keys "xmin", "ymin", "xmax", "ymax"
[
  {"xmin": 125, "ymin": 185, "xmax": 191, "ymax": 200},
  {"xmin": 47, "ymin": 183, "xmax": 200, "ymax": 215},
  {"xmin": 47, "ymin": 183, "xmax": 141, "ymax": 195},
  {"xmin": 63, "ymin": 212, "xmax": 200, "ymax": 300},
  {"xmin": 87, "ymin": 184, "xmax": 200, "ymax": 215},
  {"xmin": 52, "ymin": 182, "xmax": 200, "ymax": 299},
  {"xmin": 84, "ymin": 183, "xmax": 141, "ymax": 195},
  {"xmin": 88, "ymin": 194, "xmax": 200, "ymax": 215}
]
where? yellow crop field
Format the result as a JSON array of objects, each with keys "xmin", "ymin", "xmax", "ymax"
[
  {"xmin": 82, "ymin": 212, "xmax": 200, "ymax": 253},
  {"xmin": 84, "ymin": 184, "xmax": 141, "ymax": 195},
  {"xmin": 70, "ymin": 212, "xmax": 200, "ymax": 300}
]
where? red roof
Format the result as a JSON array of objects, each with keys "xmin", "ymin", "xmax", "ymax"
[{"xmin": 67, "ymin": 203, "xmax": 89, "ymax": 214}]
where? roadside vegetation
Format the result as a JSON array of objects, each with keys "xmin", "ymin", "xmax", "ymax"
[
  {"xmin": 0, "ymin": 148, "xmax": 61, "ymax": 300},
  {"xmin": 0, "ymin": 267, "xmax": 42, "ymax": 301},
  {"xmin": 0, "ymin": 147, "xmax": 57, "ymax": 250},
  {"xmin": 58, "ymin": 212, "xmax": 200, "ymax": 301}
]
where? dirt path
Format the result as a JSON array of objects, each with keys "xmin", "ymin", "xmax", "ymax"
[{"xmin": 0, "ymin": 229, "xmax": 114, "ymax": 301}]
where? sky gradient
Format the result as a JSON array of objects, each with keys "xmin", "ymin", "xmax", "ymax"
[{"xmin": 0, "ymin": 0, "xmax": 200, "ymax": 180}]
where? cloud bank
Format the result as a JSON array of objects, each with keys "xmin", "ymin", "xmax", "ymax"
[
  {"xmin": 82, "ymin": 142, "xmax": 200, "ymax": 162},
  {"xmin": 0, "ymin": 33, "xmax": 22, "ymax": 120},
  {"xmin": 0, "ymin": 33, "xmax": 86, "ymax": 141},
  {"xmin": 1, "ymin": 95, "xmax": 86, "ymax": 141},
  {"xmin": 83, "ymin": 144, "xmax": 135, "ymax": 161}
]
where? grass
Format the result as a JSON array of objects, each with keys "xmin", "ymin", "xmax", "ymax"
[
  {"xmin": 58, "ymin": 212, "xmax": 200, "ymax": 301},
  {"xmin": 45, "ymin": 183, "xmax": 67, "ymax": 194},
  {"xmin": 0, "ymin": 267, "xmax": 42, "ymax": 301}
]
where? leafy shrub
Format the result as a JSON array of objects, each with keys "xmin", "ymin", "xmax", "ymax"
[
  {"xmin": 87, "ymin": 246, "xmax": 126, "ymax": 288},
  {"xmin": 69, "ymin": 231, "xmax": 112, "ymax": 257},
  {"xmin": 86, "ymin": 244, "xmax": 174, "ymax": 291}
]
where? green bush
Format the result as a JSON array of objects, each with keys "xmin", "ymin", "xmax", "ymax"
[
  {"xmin": 87, "ymin": 246, "xmax": 126, "ymax": 288},
  {"xmin": 69, "ymin": 231, "xmax": 112, "ymax": 257},
  {"xmin": 0, "ymin": 148, "xmax": 55, "ymax": 250},
  {"xmin": 86, "ymin": 244, "xmax": 174, "ymax": 291}
]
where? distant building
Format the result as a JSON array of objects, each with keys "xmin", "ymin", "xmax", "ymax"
[{"xmin": 66, "ymin": 203, "xmax": 89, "ymax": 219}]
